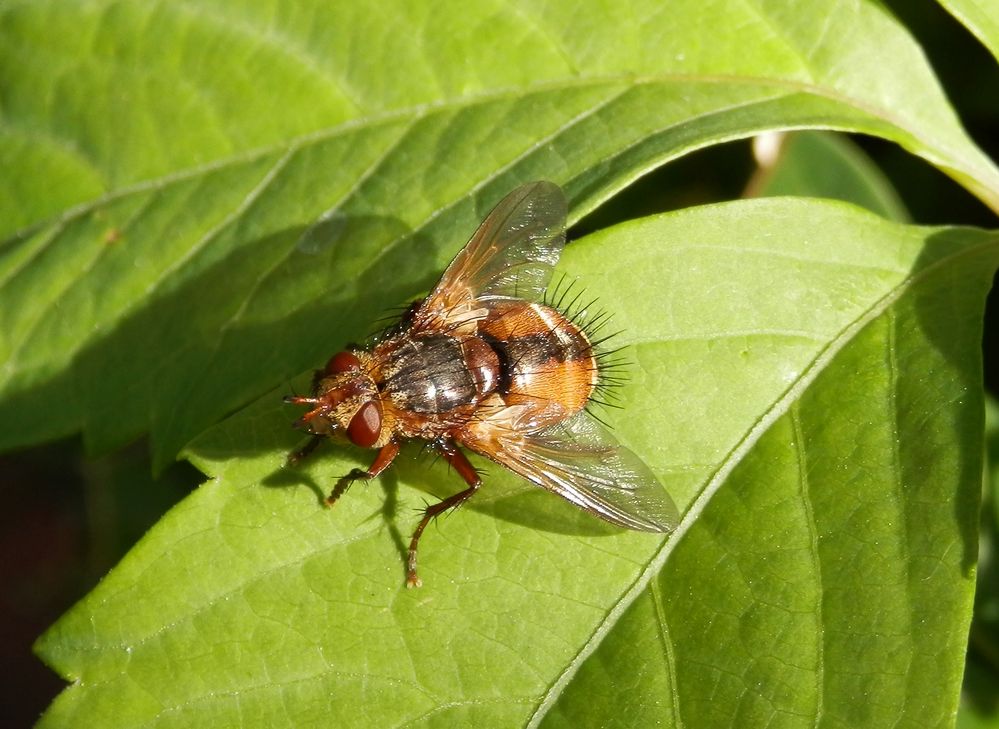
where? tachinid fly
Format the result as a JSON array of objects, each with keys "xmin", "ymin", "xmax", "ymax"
[{"xmin": 286, "ymin": 181, "xmax": 678, "ymax": 587}]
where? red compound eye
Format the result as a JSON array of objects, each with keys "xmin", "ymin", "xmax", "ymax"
[
  {"xmin": 347, "ymin": 401, "xmax": 382, "ymax": 447},
  {"xmin": 325, "ymin": 351, "xmax": 360, "ymax": 375}
]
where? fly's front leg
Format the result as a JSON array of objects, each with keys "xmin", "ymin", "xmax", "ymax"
[
  {"xmin": 287, "ymin": 434, "xmax": 324, "ymax": 467},
  {"xmin": 406, "ymin": 441, "xmax": 481, "ymax": 588},
  {"xmin": 327, "ymin": 442, "xmax": 400, "ymax": 507}
]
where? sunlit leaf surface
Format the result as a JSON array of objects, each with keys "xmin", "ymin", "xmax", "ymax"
[{"xmin": 2, "ymin": 0, "xmax": 997, "ymax": 467}]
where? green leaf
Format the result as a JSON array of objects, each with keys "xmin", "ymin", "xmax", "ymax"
[
  {"xmin": 987, "ymin": 395, "xmax": 999, "ymax": 520},
  {"xmin": 749, "ymin": 131, "xmax": 909, "ymax": 221},
  {"xmin": 2, "ymin": 0, "xmax": 998, "ymax": 468},
  {"xmin": 938, "ymin": 0, "xmax": 999, "ymax": 63},
  {"xmin": 35, "ymin": 199, "xmax": 998, "ymax": 727}
]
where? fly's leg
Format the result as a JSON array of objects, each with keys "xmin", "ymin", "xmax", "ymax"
[
  {"xmin": 406, "ymin": 441, "xmax": 481, "ymax": 588},
  {"xmin": 286, "ymin": 435, "xmax": 324, "ymax": 467},
  {"xmin": 326, "ymin": 442, "xmax": 400, "ymax": 507}
]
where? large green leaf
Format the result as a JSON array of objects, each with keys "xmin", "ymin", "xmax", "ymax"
[
  {"xmin": 2, "ymin": 0, "xmax": 998, "ymax": 467},
  {"xmin": 35, "ymin": 199, "xmax": 998, "ymax": 727},
  {"xmin": 750, "ymin": 128, "xmax": 999, "ymax": 728}
]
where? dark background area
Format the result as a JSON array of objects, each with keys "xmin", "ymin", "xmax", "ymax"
[{"xmin": 2, "ymin": 0, "xmax": 997, "ymax": 724}]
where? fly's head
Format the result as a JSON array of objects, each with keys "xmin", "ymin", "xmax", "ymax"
[{"xmin": 285, "ymin": 350, "xmax": 384, "ymax": 448}]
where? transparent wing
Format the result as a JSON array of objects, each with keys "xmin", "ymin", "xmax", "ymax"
[
  {"xmin": 463, "ymin": 408, "xmax": 679, "ymax": 532},
  {"xmin": 411, "ymin": 181, "xmax": 567, "ymax": 333}
]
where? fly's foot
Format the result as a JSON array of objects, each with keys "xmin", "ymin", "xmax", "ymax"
[
  {"xmin": 325, "ymin": 468, "xmax": 368, "ymax": 507},
  {"xmin": 405, "ymin": 543, "xmax": 424, "ymax": 588},
  {"xmin": 405, "ymin": 567, "xmax": 423, "ymax": 590}
]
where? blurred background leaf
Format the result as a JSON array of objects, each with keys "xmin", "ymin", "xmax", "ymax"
[
  {"xmin": 960, "ymin": 395, "xmax": 999, "ymax": 729},
  {"xmin": 747, "ymin": 131, "xmax": 909, "ymax": 221},
  {"xmin": 937, "ymin": 0, "xmax": 999, "ymax": 63}
]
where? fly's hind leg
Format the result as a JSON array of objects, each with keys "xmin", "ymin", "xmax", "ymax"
[
  {"xmin": 406, "ymin": 440, "xmax": 481, "ymax": 588},
  {"xmin": 326, "ymin": 442, "xmax": 401, "ymax": 507}
]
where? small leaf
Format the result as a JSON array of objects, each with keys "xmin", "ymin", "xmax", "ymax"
[
  {"xmin": 749, "ymin": 131, "xmax": 909, "ymax": 221},
  {"xmin": 35, "ymin": 199, "xmax": 998, "ymax": 727},
  {"xmin": 938, "ymin": 0, "xmax": 999, "ymax": 63},
  {"xmin": 959, "ymin": 395, "xmax": 999, "ymax": 727}
]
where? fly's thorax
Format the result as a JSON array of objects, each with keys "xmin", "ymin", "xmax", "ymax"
[
  {"xmin": 376, "ymin": 333, "xmax": 500, "ymax": 416},
  {"xmin": 478, "ymin": 299, "xmax": 598, "ymax": 426}
]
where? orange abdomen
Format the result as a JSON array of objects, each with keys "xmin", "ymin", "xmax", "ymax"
[{"xmin": 478, "ymin": 299, "xmax": 597, "ymax": 427}]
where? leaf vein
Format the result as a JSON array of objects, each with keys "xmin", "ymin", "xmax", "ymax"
[
  {"xmin": 791, "ymin": 404, "xmax": 825, "ymax": 728},
  {"xmin": 10, "ymin": 67, "xmax": 992, "ymax": 244},
  {"xmin": 650, "ymin": 577, "xmax": 684, "ymax": 729}
]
